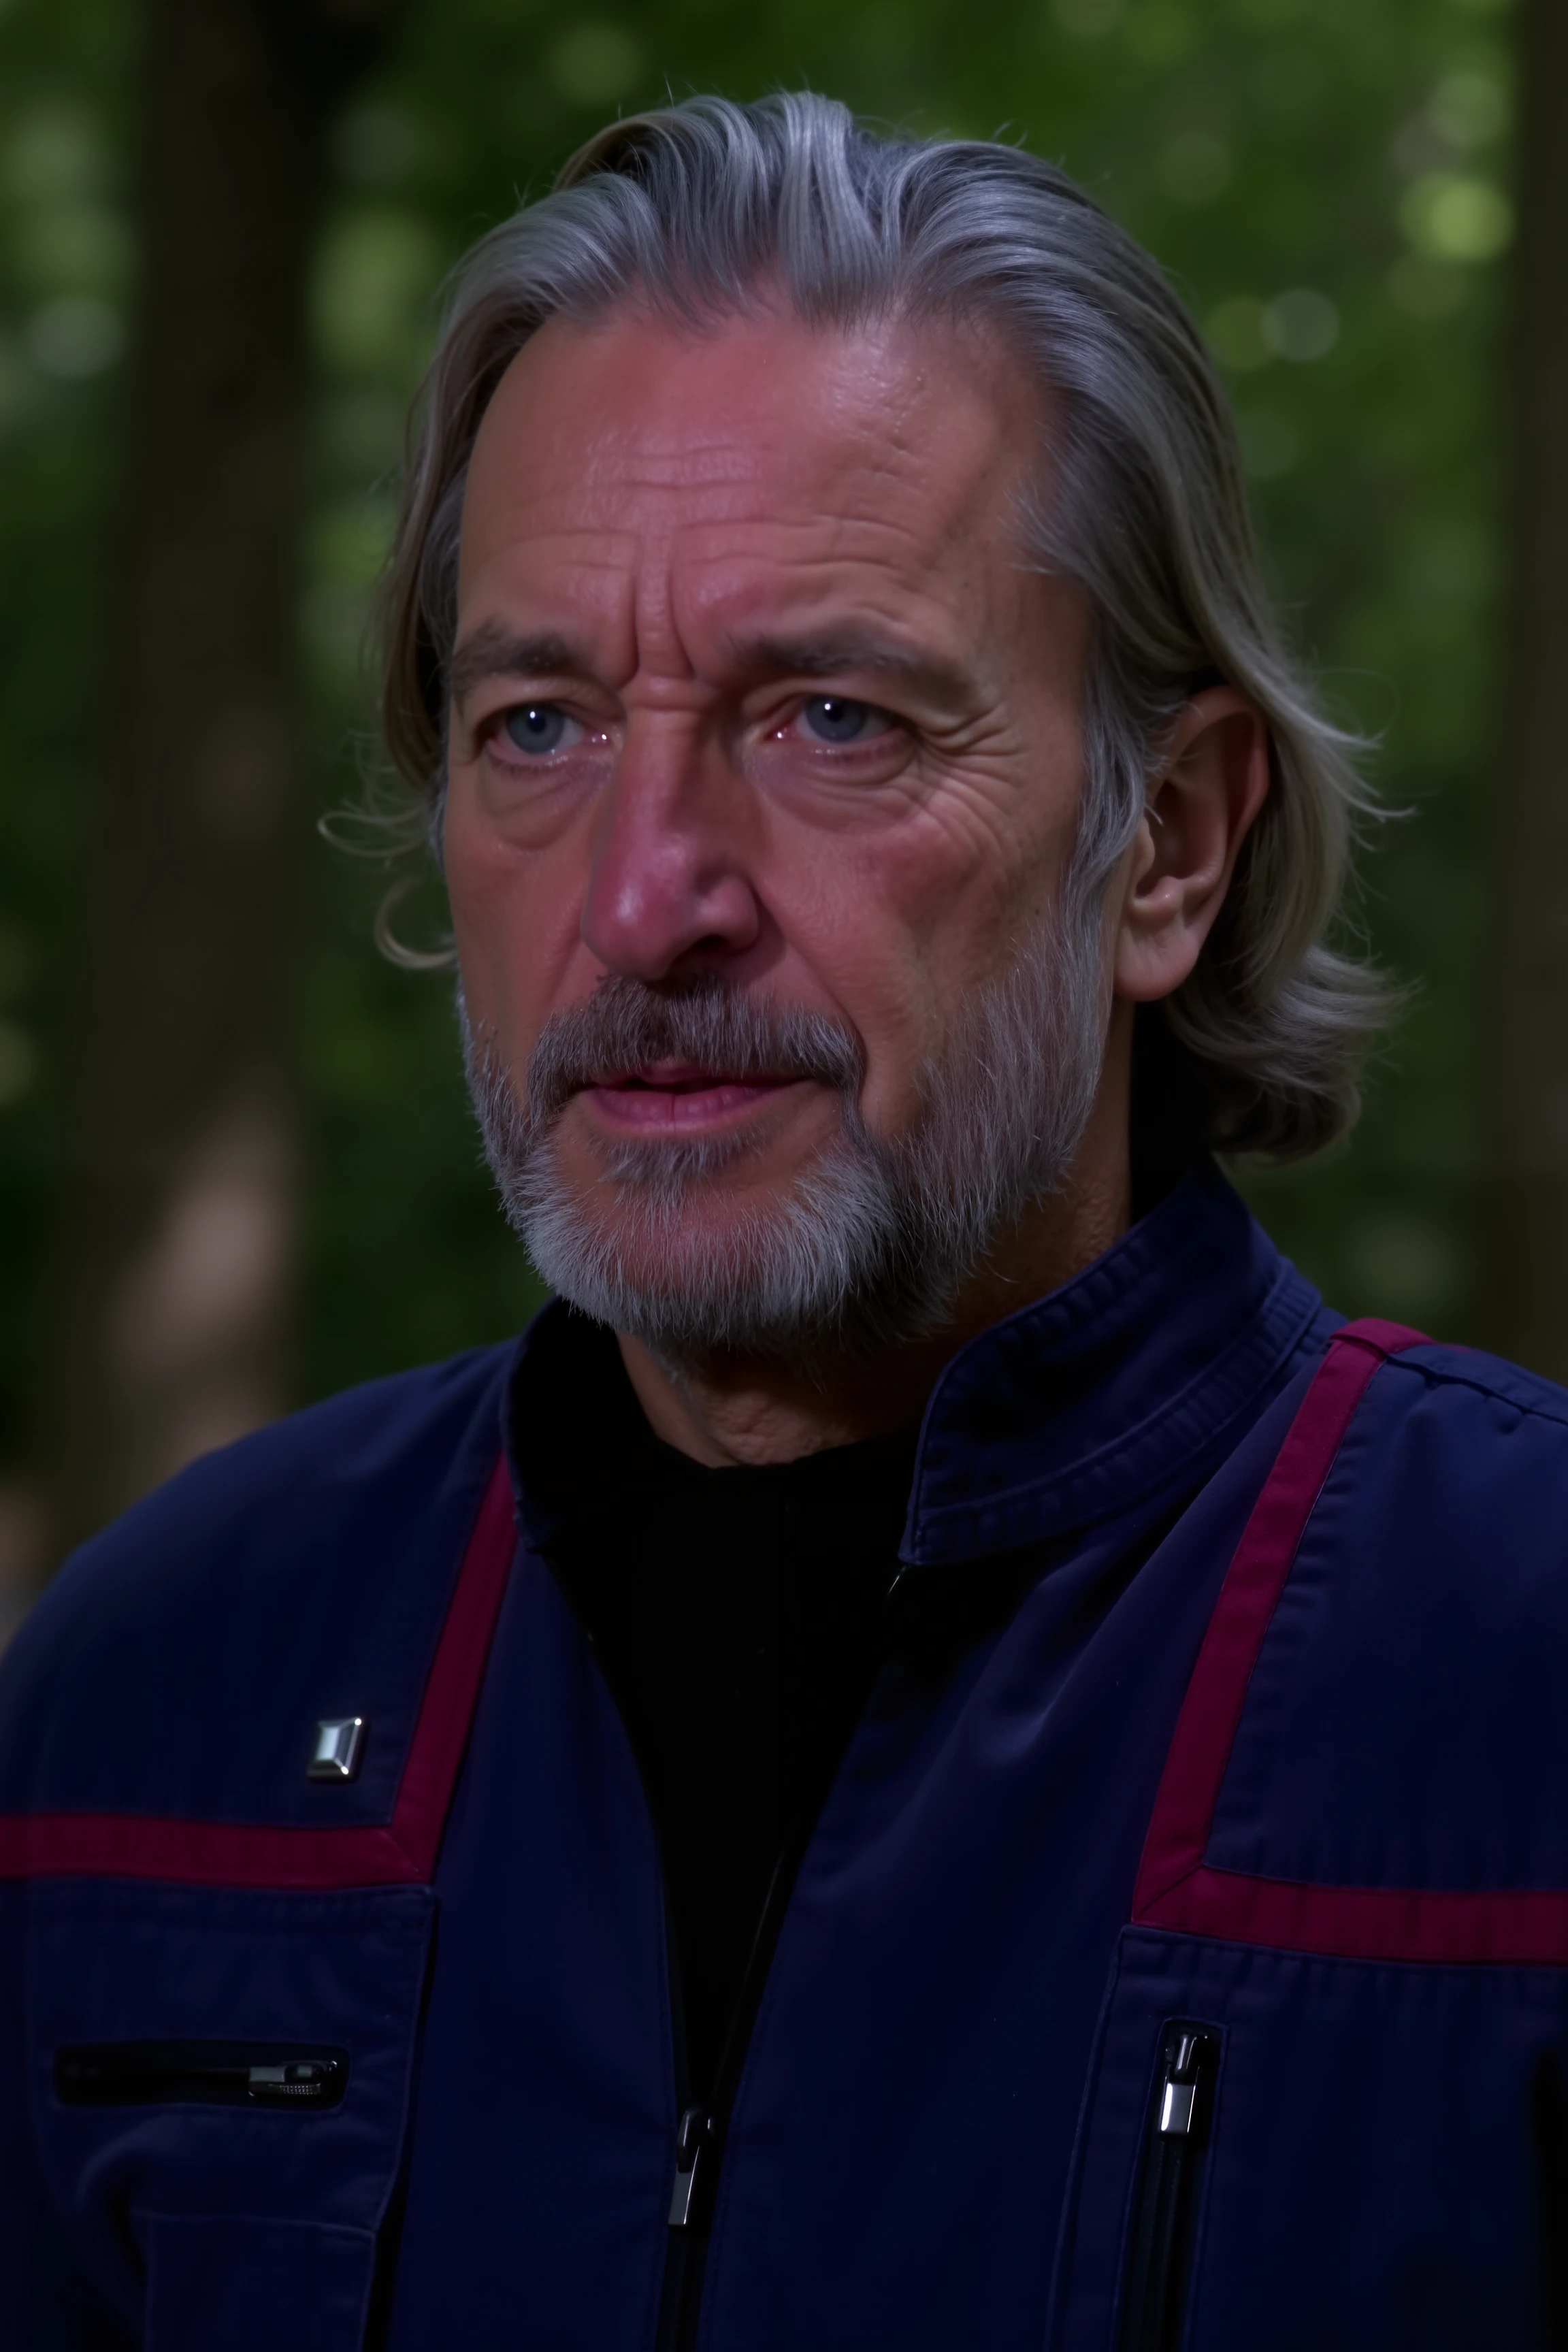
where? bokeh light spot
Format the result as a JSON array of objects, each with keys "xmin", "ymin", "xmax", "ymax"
[
  {"xmin": 313, "ymin": 213, "xmax": 440, "ymax": 378},
  {"xmin": 1427, "ymin": 70, "xmax": 1509, "ymax": 150},
  {"xmin": 1400, "ymin": 172, "xmax": 1514, "ymax": 263},
  {"xmin": 1262, "ymin": 287, "xmax": 1340, "ymax": 363},
  {"xmin": 3, "ymin": 105, "xmax": 100, "ymax": 206},
  {"xmin": 25, "ymin": 295, "xmax": 120, "ymax": 378}
]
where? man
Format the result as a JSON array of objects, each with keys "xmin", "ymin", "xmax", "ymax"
[{"xmin": 4, "ymin": 91, "xmax": 1567, "ymax": 2352}]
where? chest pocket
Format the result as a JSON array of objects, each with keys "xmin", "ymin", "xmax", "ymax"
[
  {"xmin": 1048, "ymin": 1926, "xmax": 1568, "ymax": 2352},
  {"xmin": 24, "ymin": 1877, "xmax": 434, "ymax": 2351}
]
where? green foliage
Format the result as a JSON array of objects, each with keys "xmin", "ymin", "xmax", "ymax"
[
  {"xmin": 0, "ymin": 0, "xmax": 133, "ymax": 1473},
  {"xmin": 0, "ymin": 0, "xmax": 1516, "ymax": 1471}
]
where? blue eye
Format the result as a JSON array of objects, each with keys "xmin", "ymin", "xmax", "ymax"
[
  {"xmin": 799, "ymin": 696, "xmax": 887, "ymax": 745},
  {"xmin": 502, "ymin": 704, "xmax": 572, "ymax": 755}
]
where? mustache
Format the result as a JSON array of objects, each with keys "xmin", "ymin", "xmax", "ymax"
[{"xmin": 523, "ymin": 975, "xmax": 865, "ymax": 1128}]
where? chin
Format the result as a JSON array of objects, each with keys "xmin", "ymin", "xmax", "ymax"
[
  {"xmin": 515, "ymin": 1143, "xmax": 916, "ymax": 1367},
  {"xmin": 547, "ymin": 1169, "xmax": 810, "ymax": 1292}
]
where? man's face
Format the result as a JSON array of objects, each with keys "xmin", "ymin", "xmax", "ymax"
[{"xmin": 444, "ymin": 302, "xmax": 1099, "ymax": 1338}]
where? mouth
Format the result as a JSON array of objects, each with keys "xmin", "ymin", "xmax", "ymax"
[{"xmin": 578, "ymin": 1061, "xmax": 810, "ymax": 1137}]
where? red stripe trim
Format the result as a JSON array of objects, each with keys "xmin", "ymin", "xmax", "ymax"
[
  {"xmin": 1132, "ymin": 1324, "xmax": 1394, "ymax": 1918},
  {"xmin": 0, "ymin": 1814, "xmax": 419, "ymax": 1891},
  {"xmin": 1139, "ymin": 1865, "xmax": 1568, "ymax": 1968},
  {"xmin": 1132, "ymin": 1318, "xmax": 1568, "ymax": 1966},
  {"xmin": 382, "ymin": 1450, "xmax": 518, "ymax": 1879},
  {"xmin": 0, "ymin": 1451, "xmax": 518, "ymax": 1889}
]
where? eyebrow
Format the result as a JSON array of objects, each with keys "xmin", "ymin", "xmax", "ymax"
[
  {"xmin": 447, "ymin": 623, "xmax": 586, "ymax": 708},
  {"xmin": 722, "ymin": 629, "xmax": 970, "ymax": 704},
  {"xmin": 446, "ymin": 619, "xmax": 973, "ymax": 708}
]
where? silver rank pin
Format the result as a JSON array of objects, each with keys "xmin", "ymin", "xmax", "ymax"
[{"xmin": 308, "ymin": 1717, "xmax": 367, "ymax": 1783}]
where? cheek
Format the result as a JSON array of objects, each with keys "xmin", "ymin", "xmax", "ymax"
[
  {"xmin": 768, "ymin": 825, "xmax": 992, "ymax": 1128},
  {"xmin": 782, "ymin": 766, "xmax": 1081, "ymax": 1129},
  {"xmin": 444, "ymin": 783, "xmax": 587, "ymax": 1053}
]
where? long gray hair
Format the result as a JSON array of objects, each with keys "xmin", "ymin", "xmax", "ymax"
[{"xmin": 380, "ymin": 91, "xmax": 1390, "ymax": 1161}]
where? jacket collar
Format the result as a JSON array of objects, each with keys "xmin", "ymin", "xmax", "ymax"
[
  {"xmin": 900, "ymin": 1160, "xmax": 1320, "ymax": 1565},
  {"xmin": 504, "ymin": 1161, "xmax": 1320, "ymax": 1571}
]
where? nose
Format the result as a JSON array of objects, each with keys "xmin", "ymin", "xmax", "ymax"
[{"xmin": 579, "ymin": 713, "xmax": 764, "ymax": 983}]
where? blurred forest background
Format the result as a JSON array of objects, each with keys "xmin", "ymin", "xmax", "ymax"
[{"xmin": 0, "ymin": 0, "xmax": 1558, "ymax": 1631}]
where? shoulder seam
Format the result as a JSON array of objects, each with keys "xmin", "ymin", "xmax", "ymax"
[{"xmin": 1377, "ymin": 1347, "xmax": 1568, "ymax": 1434}]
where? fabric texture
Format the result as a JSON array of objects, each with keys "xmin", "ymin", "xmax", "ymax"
[
  {"xmin": 527, "ymin": 1316, "xmax": 917, "ymax": 2102},
  {"xmin": 6, "ymin": 1163, "xmax": 1568, "ymax": 2350}
]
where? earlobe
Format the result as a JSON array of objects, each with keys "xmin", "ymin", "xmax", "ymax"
[{"xmin": 1112, "ymin": 689, "xmax": 1270, "ymax": 1006}]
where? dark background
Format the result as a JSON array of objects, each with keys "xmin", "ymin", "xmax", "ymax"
[{"xmin": 0, "ymin": 0, "xmax": 1558, "ymax": 1635}]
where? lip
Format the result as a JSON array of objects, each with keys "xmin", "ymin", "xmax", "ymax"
[{"xmin": 578, "ymin": 1064, "xmax": 810, "ymax": 1137}]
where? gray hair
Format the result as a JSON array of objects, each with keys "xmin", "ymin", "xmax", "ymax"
[
  {"xmin": 380, "ymin": 91, "xmax": 1391, "ymax": 1161},
  {"xmin": 463, "ymin": 916, "xmax": 1105, "ymax": 1366}
]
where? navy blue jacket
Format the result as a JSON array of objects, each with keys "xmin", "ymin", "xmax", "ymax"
[{"xmin": 7, "ymin": 1164, "xmax": 1568, "ymax": 2349}]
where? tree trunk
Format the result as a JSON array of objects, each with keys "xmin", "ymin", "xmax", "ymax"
[
  {"xmin": 45, "ymin": 0, "xmax": 395, "ymax": 1558},
  {"xmin": 1482, "ymin": 0, "xmax": 1568, "ymax": 1377}
]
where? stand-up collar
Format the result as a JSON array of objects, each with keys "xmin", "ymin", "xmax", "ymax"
[
  {"xmin": 901, "ymin": 1161, "xmax": 1320, "ymax": 1565},
  {"xmin": 505, "ymin": 1160, "xmax": 1322, "ymax": 1573}
]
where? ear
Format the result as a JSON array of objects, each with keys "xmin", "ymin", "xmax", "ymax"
[{"xmin": 1111, "ymin": 687, "xmax": 1271, "ymax": 1004}]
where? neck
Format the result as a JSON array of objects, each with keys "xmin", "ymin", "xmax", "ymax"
[{"xmin": 618, "ymin": 1034, "xmax": 1135, "ymax": 1468}]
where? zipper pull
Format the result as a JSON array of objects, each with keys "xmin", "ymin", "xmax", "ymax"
[
  {"xmin": 246, "ymin": 2058, "xmax": 342, "ymax": 2104},
  {"xmin": 1118, "ymin": 2023, "xmax": 1220, "ymax": 2352},
  {"xmin": 1156, "ymin": 2029, "xmax": 1207, "ymax": 2138},
  {"xmin": 56, "ymin": 2040, "xmax": 349, "ymax": 2112},
  {"xmin": 668, "ymin": 2104, "xmax": 714, "ymax": 2228}
]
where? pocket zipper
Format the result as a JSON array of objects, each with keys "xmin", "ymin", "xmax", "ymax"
[
  {"xmin": 1117, "ymin": 2021, "xmax": 1220, "ymax": 2352},
  {"xmin": 55, "ymin": 2040, "xmax": 348, "ymax": 2111}
]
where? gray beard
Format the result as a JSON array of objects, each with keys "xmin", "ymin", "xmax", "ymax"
[{"xmin": 461, "ymin": 918, "xmax": 1107, "ymax": 1371}]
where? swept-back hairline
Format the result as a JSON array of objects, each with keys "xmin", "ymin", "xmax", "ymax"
[{"xmin": 380, "ymin": 92, "xmax": 1390, "ymax": 1162}]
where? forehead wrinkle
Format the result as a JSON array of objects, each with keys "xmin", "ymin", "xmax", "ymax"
[
  {"xmin": 670, "ymin": 518, "xmax": 1015, "ymax": 693},
  {"xmin": 459, "ymin": 313, "xmax": 1050, "ymax": 706},
  {"xmin": 588, "ymin": 429, "xmax": 781, "ymax": 491},
  {"xmin": 568, "ymin": 381, "xmax": 963, "ymax": 536}
]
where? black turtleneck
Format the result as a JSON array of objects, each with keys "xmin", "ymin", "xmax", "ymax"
[{"xmin": 514, "ymin": 1316, "xmax": 919, "ymax": 2105}]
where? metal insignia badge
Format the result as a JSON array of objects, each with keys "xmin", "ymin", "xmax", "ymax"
[{"xmin": 306, "ymin": 1717, "xmax": 367, "ymax": 1782}]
